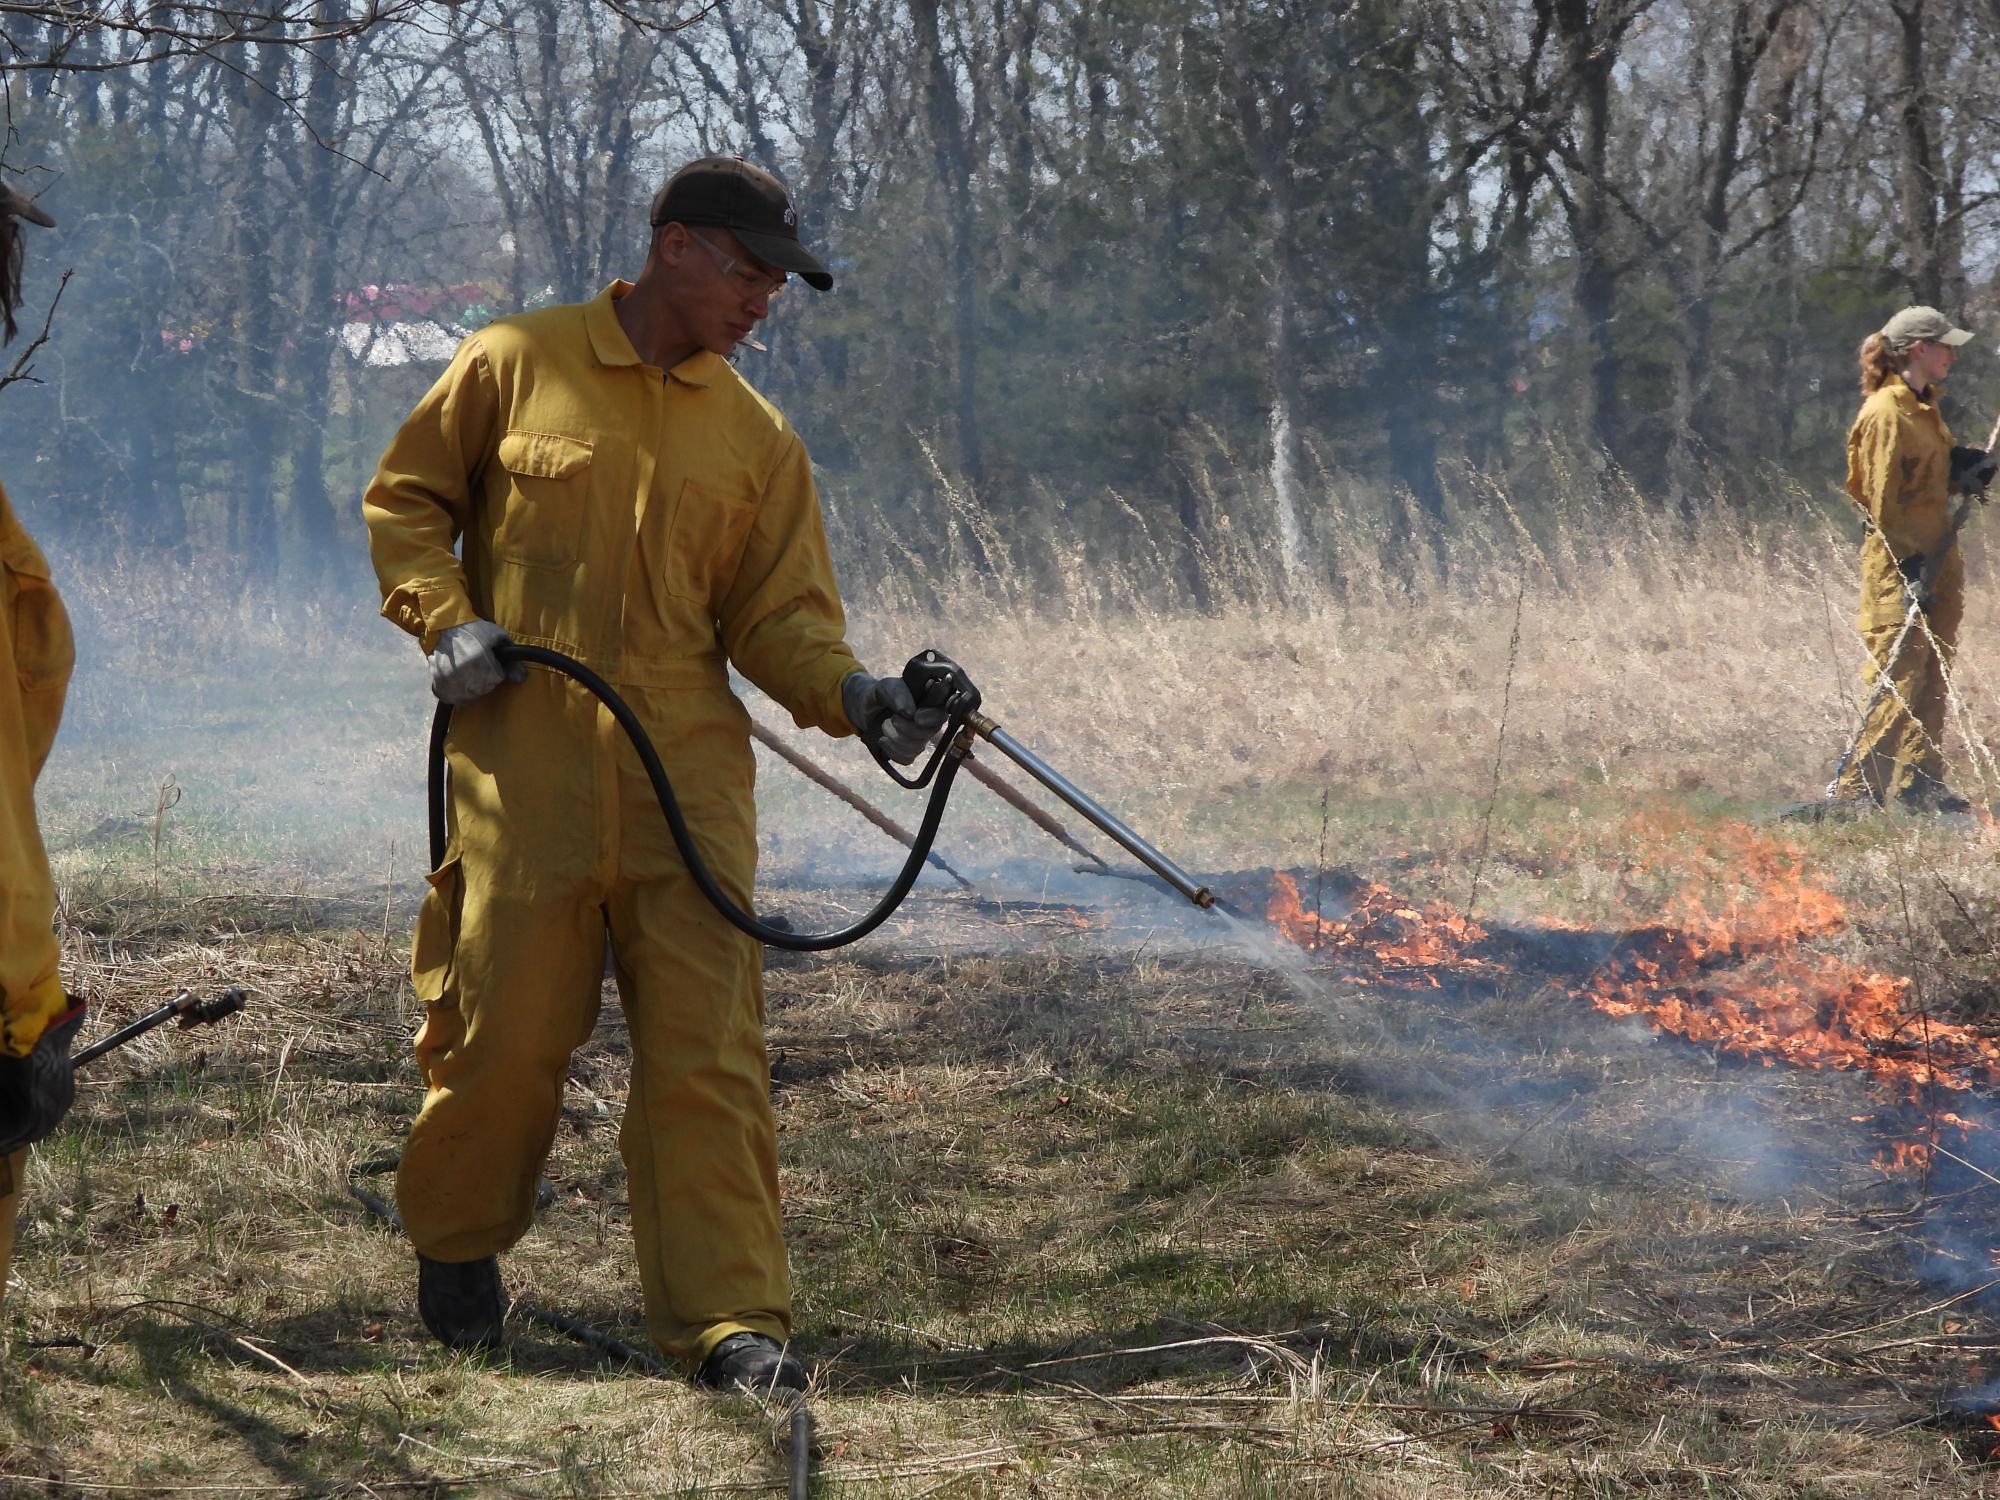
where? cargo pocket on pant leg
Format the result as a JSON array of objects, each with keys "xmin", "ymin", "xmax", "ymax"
[{"xmin": 410, "ymin": 853, "xmax": 465, "ymax": 1085}]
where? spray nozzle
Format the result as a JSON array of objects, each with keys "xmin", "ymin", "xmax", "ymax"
[{"xmin": 901, "ymin": 649, "xmax": 981, "ymax": 719}]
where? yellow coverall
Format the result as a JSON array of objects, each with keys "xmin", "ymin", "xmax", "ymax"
[
  {"xmin": 1838, "ymin": 379, "xmax": 1965, "ymax": 805},
  {"xmin": 364, "ymin": 283, "xmax": 862, "ymax": 1364},
  {"xmin": 0, "ymin": 480, "xmax": 74, "ymax": 1299}
]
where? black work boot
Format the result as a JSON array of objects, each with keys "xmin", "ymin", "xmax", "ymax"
[
  {"xmin": 1897, "ymin": 781, "xmax": 1974, "ymax": 816},
  {"xmin": 695, "ymin": 1332, "xmax": 809, "ymax": 1394},
  {"xmin": 416, "ymin": 1253, "xmax": 505, "ymax": 1351}
]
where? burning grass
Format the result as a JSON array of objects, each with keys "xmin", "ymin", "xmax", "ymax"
[
  {"xmin": 1248, "ymin": 816, "xmax": 2000, "ymax": 1184},
  {"xmin": 12, "ymin": 482, "xmax": 2000, "ymax": 1490},
  {"xmin": 0, "ymin": 853, "xmax": 1995, "ymax": 1495}
]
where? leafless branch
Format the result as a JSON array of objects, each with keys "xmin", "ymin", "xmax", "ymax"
[
  {"xmin": 0, "ymin": 0, "xmax": 715, "ymax": 76},
  {"xmin": 0, "ymin": 263, "xmax": 67, "ymax": 396}
]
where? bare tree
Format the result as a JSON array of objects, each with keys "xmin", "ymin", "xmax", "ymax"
[
  {"xmin": 0, "ymin": 0, "xmax": 709, "ymax": 76},
  {"xmin": 910, "ymin": 0, "xmax": 989, "ymax": 498},
  {"xmin": 447, "ymin": 0, "xmax": 679, "ymax": 305},
  {"xmin": 1216, "ymin": 0, "xmax": 1314, "ymax": 588}
]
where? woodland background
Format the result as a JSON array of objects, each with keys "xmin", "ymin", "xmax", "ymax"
[{"xmin": 1, "ymin": 0, "xmax": 1996, "ymax": 598}]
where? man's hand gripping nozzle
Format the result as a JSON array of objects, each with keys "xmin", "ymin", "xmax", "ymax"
[{"xmin": 876, "ymin": 651, "xmax": 1217, "ymax": 913}]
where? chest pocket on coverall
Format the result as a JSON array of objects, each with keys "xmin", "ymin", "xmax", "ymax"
[
  {"xmin": 2, "ymin": 529, "xmax": 72, "ymax": 696},
  {"xmin": 666, "ymin": 479, "xmax": 759, "ymax": 604},
  {"xmin": 493, "ymin": 430, "xmax": 593, "ymax": 569}
]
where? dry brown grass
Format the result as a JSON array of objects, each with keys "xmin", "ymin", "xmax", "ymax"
[
  {"xmin": 2, "ymin": 881, "xmax": 1995, "ymax": 1497},
  {"xmin": 5, "ymin": 469, "xmax": 2000, "ymax": 1493}
]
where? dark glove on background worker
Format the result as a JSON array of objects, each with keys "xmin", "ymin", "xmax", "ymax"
[
  {"xmin": 842, "ymin": 671, "xmax": 948, "ymax": 765},
  {"xmin": 1896, "ymin": 551, "xmax": 1936, "ymax": 613},
  {"xmin": 429, "ymin": 620, "xmax": 528, "ymax": 704},
  {"xmin": 0, "ymin": 999, "xmax": 83, "ymax": 1155},
  {"xmin": 1949, "ymin": 445, "xmax": 1998, "ymax": 494}
]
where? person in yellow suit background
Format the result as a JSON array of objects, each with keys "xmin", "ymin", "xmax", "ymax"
[
  {"xmin": 1837, "ymin": 305, "xmax": 1995, "ymax": 813},
  {"xmin": 0, "ymin": 177, "xmax": 84, "ymax": 1298},
  {"xmin": 363, "ymin": 157, "xmax": 942, "ymax": 1393}
]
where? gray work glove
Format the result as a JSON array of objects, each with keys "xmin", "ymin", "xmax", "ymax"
[
  {"xmin": 842, "ymin": 670, "xmax": 948, "ymax": 765},
  {"xmin": 430, "ymin": 620, "xmax": 527, "ymax": 704},
  {"xmin": 0, "ymin": 1000, "xmax": 84, "ymax": 1157},
  {"xmin": 1950, "ymin": 445, "xmax": 1999, "ymax": 494}
]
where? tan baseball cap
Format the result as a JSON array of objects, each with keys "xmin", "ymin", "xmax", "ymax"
[
  {"xmin": 0, "ymin": 178, "xmax": 54, "ymax": 229},
  {"xmin": 1882, "ymin": 305, "xmax": 1972, "ymax": 348}
]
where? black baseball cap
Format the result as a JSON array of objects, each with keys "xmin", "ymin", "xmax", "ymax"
[
  {"xmin": 0, "ymin": 179, "xmax": 54, "ymax": 229},
  {"xmin": 650, "ymin": 156, "xmax": 831, "ymax": 292}
]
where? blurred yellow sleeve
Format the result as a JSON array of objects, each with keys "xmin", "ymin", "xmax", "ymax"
[
  {"xmin": 718, "ymin": 433, "xmax": 863, "ymax": 735},
  {"xmin": 362, "ymin": 337, "xmax": 499, "ymax": 650},
  {"xmin": 0, "ymin": 483, "xmax": 72, "ymax": 1056}
]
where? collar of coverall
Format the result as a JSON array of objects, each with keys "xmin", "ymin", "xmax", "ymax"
[
  {"xmin": 1887, "ymin": 376, "xmax": 1941, "ymax": 411},
  {"xmin": 589, "ymin": 281, "xmax": 721, "ymax": 388}
]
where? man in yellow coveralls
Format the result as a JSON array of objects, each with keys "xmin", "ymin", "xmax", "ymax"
[
  {"xmin": 0, "ymin": 177, "xmax": 84, "ymax": 1297},
  {"xmin": 1837, "ymin": 305, "xmax": 1994, "ymax": 811},
  {"xmin": 363, "ymin": 157, "xmax": 941, "ymax": 1392}
]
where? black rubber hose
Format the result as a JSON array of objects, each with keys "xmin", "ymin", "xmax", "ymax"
[{"xmin": 427, "ymin": 643, "xmax": 966, "ymax": 952}]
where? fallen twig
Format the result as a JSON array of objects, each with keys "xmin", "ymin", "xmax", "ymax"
[
  {"xmin": 1022, "ymin": 1332, "xmax": 1311, "ymax": 1374},
  {"xmin": 829, "ymin": 1307, "xmax": 988, "ymax": 1352},
  {"xmin": 1925, "ymin": 1140, "xmax": 2000, "ymax": 1191},
  {"xmin": 1755, "ymin": 1278, "xmax": 2000, "ymax": 1350}
]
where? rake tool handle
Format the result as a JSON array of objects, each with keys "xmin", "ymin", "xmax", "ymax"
[
  {"xmin": 963, "ymin": 753, "xmax": 1109, "ymax": 869},
  {"xmin": 749, "ymin": 720, "xmax": 973, "ymax": 890}
]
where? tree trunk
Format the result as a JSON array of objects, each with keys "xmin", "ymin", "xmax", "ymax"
[
  {"xmin": 1891, "ymin": 0, "xmax": 1944, "ymax": 304},
  {"xmin": 788, "ymin": 0, "xmax": 854, "ymax": 384},
  {"xmin": 910, "ymin": 0, "xmax": 986, "ymax": 493},
  {"xmin": 1375, "ymin": 21, "xmax": 1445, "ymax": 528},
  {"xmin": 1164, "ymin": 26, "xmax": 1211, "ymax": 611},
  {"xmin": 1224, "ymin": 4, "xmax": 1308, "ymax": 590},
  {"xmin": 226, "ymin": 23, "xmax": 287, "ymax": 569},
  {"xmin": 1266, "ymin": 180, "xmax": 1307, "ymax": 590},
  {"xmin": 287, "ymin": 0, "xmax": 348, "ymax": 585},
  {"xmin": 1552, "ymin": 0, "xmax": 1623, "ymax": 474}
]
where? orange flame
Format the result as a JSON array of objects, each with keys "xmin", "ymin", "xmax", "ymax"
[
  {"xmin": 1576, "ymin": 821, "xmax": 2000, "ymax": 1112},
  {"xmin": 1258, "ymin": 820, "xmax": 2000, "ymax": 1172},
  {"xmin": 1265, "ymin": 872, "xmax": 1489, "ymax": 987},
  {"xmin": 1874, "ymin": 1141, "xmax": 1934, "ymax": 1175}
]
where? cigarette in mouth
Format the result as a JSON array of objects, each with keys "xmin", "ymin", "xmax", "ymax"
[{"xmin": 742, "ymin": 337, "xmax": 768, "ymax": 353}]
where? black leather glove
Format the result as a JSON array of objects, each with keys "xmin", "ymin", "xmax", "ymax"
[
  {"xmin": 1897, "ymin": 551, "xmax": 1936, "ymax": 613},
  {"xmin": 0, "ymin": 999, "xmax": 83, "ymax": 1156},
  {"xmin": 842, "ymin": 671, "xmax": 948, "ymax": 765},
  {"xmin": 1950, "ymin": 445, "xmax": 1998, "ymax": 494}
]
